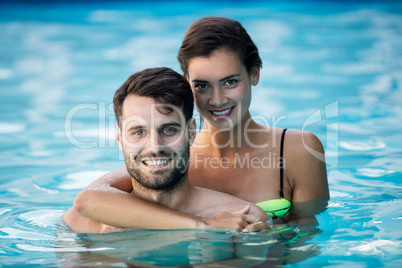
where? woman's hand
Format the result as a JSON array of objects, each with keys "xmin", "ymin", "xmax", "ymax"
[{"xmin": 200, "ymin": 205, "xmax": 269, "ymax": 232}]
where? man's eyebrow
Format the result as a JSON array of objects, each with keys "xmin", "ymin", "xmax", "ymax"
[
  {"xmin": 159, "ymin": 122, "xmax": 183, "ymax": 129},
  {"xmin": 191, "ymin": 74, "xmax": 240, "ymax": 84},
  {"xmin": 126, "ymin": 125, "xmax": 145, "ymax": 132},
  {"xmin": 126, "ymin": 122, "xmax": 183, "ymax": 132}
]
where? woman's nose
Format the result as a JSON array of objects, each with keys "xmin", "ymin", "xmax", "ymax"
[{"xmin": 209, "ymin": 88, "xmax": 227, "ymax": 107}]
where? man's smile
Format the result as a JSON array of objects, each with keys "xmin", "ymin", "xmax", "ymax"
[{"xmin": 141, "ymin": 157, "xmax": 173, "ymax": 170}]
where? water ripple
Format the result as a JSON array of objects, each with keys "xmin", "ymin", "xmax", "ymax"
[
  {"xmin": 356, "ymin": 168, "xmax": 396, "ymax": 178},
  {"xmin": 59, "ymin": 170, "xmax": 109, "ymax": 190},
  {"xmin": 349, "ymin": 240, "xmax": 402, "ymax": 256},
  {"xmin": 339, "ymin": 140, "xmax": 386, "ymax": 151},
  {"xmin": 0, "ymin": 123, "xmax": 26, "ymax": 134}
]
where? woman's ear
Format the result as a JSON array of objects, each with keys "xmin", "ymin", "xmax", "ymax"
[
  {"xmin": 250, "ymin": 67, "xmax": 260, "ymax": 86},
  {"xmin": 188, "ymin": 118, "xmax": 197, "ymax": 146},
  {"xmin": 116, "ymin": 123, "xmax": 123, "ymax": 151}
]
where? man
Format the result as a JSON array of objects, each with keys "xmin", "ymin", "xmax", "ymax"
[{"xmin": 63, "ymin": 67, "xmax": 268, "ymax": 233}]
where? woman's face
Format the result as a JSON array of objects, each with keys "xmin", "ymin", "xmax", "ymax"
[{"xmin": 186, "ymin": 49, "xmax": 259, "ymax": 130}]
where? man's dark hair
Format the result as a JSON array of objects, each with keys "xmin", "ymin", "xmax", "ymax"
[{"xmin": 114, "ymin": 67, "xmax": 194, "ymax": 127}]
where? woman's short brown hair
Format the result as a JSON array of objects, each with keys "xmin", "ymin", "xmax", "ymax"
[{"xmin": 177, "ymin": 16, "xmax": 262, "ymax": 76}]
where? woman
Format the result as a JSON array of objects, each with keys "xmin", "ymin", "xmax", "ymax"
[{"xmin": 73, "ymin": 17, "xmax": 329, "ymax": 230}]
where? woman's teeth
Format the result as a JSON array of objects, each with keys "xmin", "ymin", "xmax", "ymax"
[{"xmin": 212, "ymin": 107, "xmax": 232, "ymax": 116}]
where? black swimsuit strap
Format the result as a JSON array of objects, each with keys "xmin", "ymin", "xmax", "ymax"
[{"xmin": 279, "ymin": 129, "xmax": 287, "ymax": 198}]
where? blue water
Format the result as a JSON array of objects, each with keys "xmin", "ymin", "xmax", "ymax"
[{"xmin": 1, "ymin": 0, "xmax": 402, "ymax": 267}]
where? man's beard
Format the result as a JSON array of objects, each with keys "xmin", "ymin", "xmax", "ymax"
[{"xmin": 124, "ymin": 146, "xmax": 190, "ymax": 192}]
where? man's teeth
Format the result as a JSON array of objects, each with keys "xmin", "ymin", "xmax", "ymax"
[
  {"xmin": 144, "ymin": 159, "xmax": 169, "ymax": 166},
  {"xmin": 212, "ymin": 107, "xmax": 232, "ymax": 115}
]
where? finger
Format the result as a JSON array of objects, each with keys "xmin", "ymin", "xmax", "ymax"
[
  {"xmin": 227, "ymin": 218, "xmax": 248, "ymax": 232},
  {"xmin": 242, "ymin": 214, "xmax": 260, "ymax": 224},
  {"xmin": 243, "ymin": 221, "xmax": 269, "ymax": 233},
  {"xmin": 230, "ymin": 205, "xmax": 250, "ymax": 215},
  {"xmin": 235, "ymin": 219, "xmax": 249, "ymax": 232}
]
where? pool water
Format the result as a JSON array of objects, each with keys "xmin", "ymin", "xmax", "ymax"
[{"xmin": 1, "ymin": 0, "xmax": 402, "ymax": 267}]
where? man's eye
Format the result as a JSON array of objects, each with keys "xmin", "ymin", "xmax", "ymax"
[
  {"xmin": 133, "ymin": 130, "xmax": 145, "ymax": 136},
  {"xmin": 162, "ymin": 128, "xmax": 177, "ymax": 136}
]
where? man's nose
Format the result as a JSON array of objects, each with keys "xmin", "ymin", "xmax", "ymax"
[{"xmin": 145, "ymin": 132, "xmax": 165, "ymax": 153}]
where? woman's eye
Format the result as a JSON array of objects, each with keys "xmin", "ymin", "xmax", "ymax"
[
  {"xmin": 224, "ymin": 79, "xmax": 238, "ymax": 87},
  {"xmin": 194, "ymin": 84, "xmax": 209, "ymax": 91}
]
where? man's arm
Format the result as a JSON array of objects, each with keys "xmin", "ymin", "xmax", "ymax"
[{"xmin": 73, "ymin": 166, "xmax": 265, "ymax": 230}]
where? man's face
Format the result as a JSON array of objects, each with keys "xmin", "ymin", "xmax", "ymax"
[{"xmin": 117, "ymin": 94, "xmax": 195, "ymax": 191}]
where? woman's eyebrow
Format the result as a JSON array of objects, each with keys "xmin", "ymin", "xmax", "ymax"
[
  {"xmin": 219, "ymin": 74, "xmax": 240, "ymax": 82},
  {"xmin": 191, "ymin": 74, "xmax": 240, "ymax": 83},
  {"xmin": 191, "ymin": 79, "xmax": 208, "ymax": 83}
]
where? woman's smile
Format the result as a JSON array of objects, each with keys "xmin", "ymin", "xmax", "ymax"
[
  {"xmin": 187, "ymin": 49, "xmax": 254, "ymax": 129},
  {"xmin": 210, "ymin": 106, "xmax": 235, "ymax": 119}
]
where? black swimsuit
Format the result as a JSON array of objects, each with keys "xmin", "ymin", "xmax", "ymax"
[
  {"xmin": 279, "ymin": 128, "xmax": 287, "ymax": 198},
  {"xmin": 255, "ymin": 128, "xmax": 291, "ymax": 218}
]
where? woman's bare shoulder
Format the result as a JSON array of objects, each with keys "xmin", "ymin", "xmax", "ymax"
[
  {"xmin": 283, "ymin": 129, "xmax": 325, "ymax": 160},
  {"xmin": 282, "ymin": 129, "xmax": 329, "ymax": 201}
]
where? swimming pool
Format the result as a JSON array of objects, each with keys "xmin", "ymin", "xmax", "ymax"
[{"xmin": 1, "ymin": 0, "xmax": 401, "ymax": 266}]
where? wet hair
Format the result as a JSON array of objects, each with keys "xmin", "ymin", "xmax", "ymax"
[
  {"xmin": 177, "ymin": 16, "xmax": 262, "ymax": 76},
  {"xmin": 114, "ymin": 67, "xmax": 194, "ymax": 127}
]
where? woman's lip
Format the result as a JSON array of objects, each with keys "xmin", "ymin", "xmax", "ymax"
[{"xmin": 209, "ymin": 106, "xmax": 235, "ymax": 118}]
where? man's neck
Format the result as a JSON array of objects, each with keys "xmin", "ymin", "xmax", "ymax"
[{"xmin": 130, "ymin": 176, "xmax": 195, "ymax": 212}]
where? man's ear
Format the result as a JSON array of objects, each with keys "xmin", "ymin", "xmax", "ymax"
[
  {"xmin": 250, "ymin": 67, "xmax": 260, "ymax": 86},
  {"xmin": 116, "ymin": 123, "xmax": 123, "ymax": 151},
  {"xmin": 188, "ymin": 118, "xmax": 197, "ymax": 146}
]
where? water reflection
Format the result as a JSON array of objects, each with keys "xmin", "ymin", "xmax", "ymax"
[
  {"xmin": 55, "ymin": 224, "xmax": 322, "ymax": 267},
  {"xmin": 53, "ymin": 200, "xmax": 327, "ymax": 266}
]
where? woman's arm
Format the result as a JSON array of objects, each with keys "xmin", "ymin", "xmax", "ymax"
[
  {"xmin": 73, "ymin": 165, "xmax": 202, "ymax": 229},
  {"xmin": 63, "ymin": 207, "xmax": 125, "ymax": 234},
  {"xmin": 285, "ymin": 130, "xmax": 330, "ymax": 219},
  {"xmin": 73, "ymin": 166, "xmax": 265, "ymax": 230}
]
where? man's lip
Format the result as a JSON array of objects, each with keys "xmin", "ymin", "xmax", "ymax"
[{"xmin": 141, "ymin": 158, "xmax": 172, "ymax": 169}]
